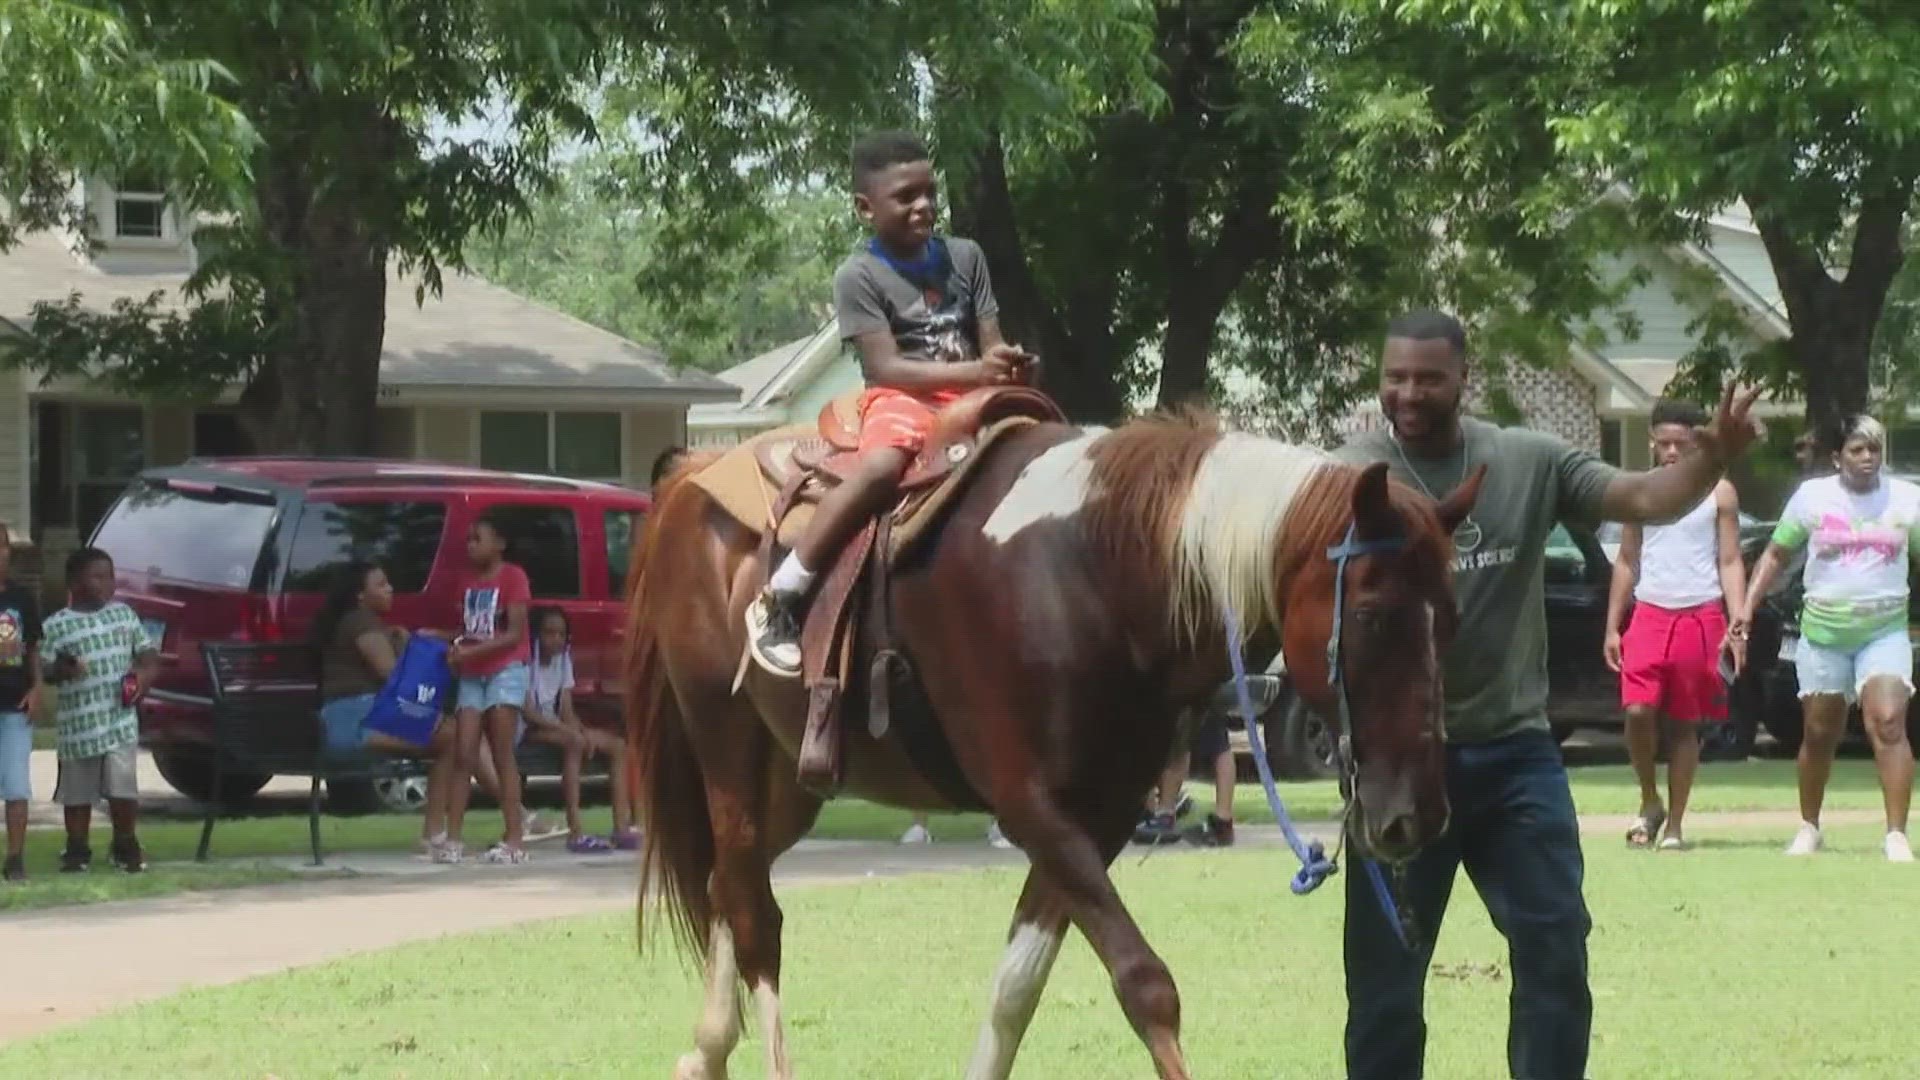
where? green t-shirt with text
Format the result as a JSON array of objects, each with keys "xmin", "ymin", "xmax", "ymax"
[{"xmin": 1335, "ymin": 418, "xmax": 1621, "ymax": 744}]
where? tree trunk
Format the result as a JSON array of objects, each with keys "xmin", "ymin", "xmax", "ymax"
[
  {"xmin": 955, "ymin": 133, "xmax": 1127, "ymax": 422},
  {"xmin": 241, "ymin": 108, "xmax": 397, "ymax": 453},
  {"xmin": 1749, "ymin": 185, "xmax": 1909, "ymax": 437},
  {"xmin": 1156, "ymin": 282, "xmax": 1222, "ymax": 410}
]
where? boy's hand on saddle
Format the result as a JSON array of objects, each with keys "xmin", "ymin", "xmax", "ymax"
[{"xmin": 981, "ymin": 344, "xmax": 1038, "ymax": 386}]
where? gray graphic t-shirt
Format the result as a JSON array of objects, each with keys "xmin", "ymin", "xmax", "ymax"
[
  {"xmin": 832, "ymin": 237, "xmax": 1000, "ymax": 363},
  {"xmin": 1335, "ymin": 417, "xmax": 1620, "ymax": 743}
]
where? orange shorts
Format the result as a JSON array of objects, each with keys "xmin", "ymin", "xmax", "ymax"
[{"xmin": 857, "ymin": 387, "xmax": 962, "ymax": 454}]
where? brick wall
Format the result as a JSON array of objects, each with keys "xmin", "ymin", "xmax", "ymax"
[{"xmin": 1336, "ymin": 360, "xmax": 1602, "ymax": 452}]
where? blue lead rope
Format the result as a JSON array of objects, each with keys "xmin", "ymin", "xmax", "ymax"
[
  {"xmin": 1223, "ymin": 600, "xmax": 1414, "ymax": 950},
  {"xmin": 1223, "ymin": 603, "xmax": 1336, "ymax": 894}
]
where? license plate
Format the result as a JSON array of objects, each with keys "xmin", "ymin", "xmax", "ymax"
[{"xmin": 142, "ymin": 618, "xmax": 166, "ymax": 649}]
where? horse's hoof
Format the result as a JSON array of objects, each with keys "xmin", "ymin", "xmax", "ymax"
[{"xmin": 675, "ymin": 1053, "xmax": 724, "ymax": 1080}]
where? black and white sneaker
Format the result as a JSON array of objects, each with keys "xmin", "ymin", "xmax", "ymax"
[
  {"xmin": 60, "ymin": 843, "xmax": 92, "ymax": 873},
  {"xmin": 744, "ymin": 590, "xmax": 803, "ymax": 678}
]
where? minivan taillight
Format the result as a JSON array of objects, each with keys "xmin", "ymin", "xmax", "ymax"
[{"xmin": 237, "ymin": 595, "xmax": 284, "ymax": 642}]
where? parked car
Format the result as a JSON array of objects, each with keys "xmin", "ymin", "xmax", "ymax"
[
  {"xmin": 88, "ymin": 457, "xmax": 650, "ymax": 811},
  {"xmin": 1237, "ymin": 520, "xmax": 1782, "ymax": 779}
]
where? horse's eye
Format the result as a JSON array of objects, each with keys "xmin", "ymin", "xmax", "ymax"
[{"xmin": 1351, "ymin": 606, "xmax": 1386, "ymax": 634}]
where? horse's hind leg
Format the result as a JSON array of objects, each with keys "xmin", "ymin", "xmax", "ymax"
[
  {"xmin": 964, "ymin": 870, "xmax": 1068, "ymax": 1080},
  {"xmin": 700, "ymin": 694, "xmax": 822, "ymax": 1080},
  {"xmin": 677, "ymin": 913, "xmax": 744, "ymax": 1080},
  {"xmin": 1000, "ymin": 798, "xmax": 1193, "ymax": 1080}
]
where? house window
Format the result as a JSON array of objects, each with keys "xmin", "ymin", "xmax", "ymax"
[
  {"xmin": 73, "ymin": 407, "xmax": 146, "ymax": 537},
  {"xmin": 112, "ymin": 172, "xmax": 167, "ymax": 240},
  {"xmin": 479, "ymin": 410, "xmax": 622, "ymax": 480}
]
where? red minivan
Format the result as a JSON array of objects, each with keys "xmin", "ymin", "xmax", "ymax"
[{"xmin": 87, "ymin": 457, "xmax": 650, "ymax": 811}]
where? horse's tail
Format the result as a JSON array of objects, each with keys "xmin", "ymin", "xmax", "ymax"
[{"xmin": 625, "ymin": 469, "xmax": 718, "ymax": 966}]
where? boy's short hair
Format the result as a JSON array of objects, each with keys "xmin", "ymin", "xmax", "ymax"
[
  {"xmin": 1648, "ymin": 399, "xmax": 1707, "ymax": 430},
  {"xmin": 651, "ymin": 445, "xmax": 687, "ymax": 488},
  {"xmin": 66, "ymin": 546, "xmax": 111, "ymax": 578},
  {"xmin": 851, "ymin": 130, "xmax": 931, "ymax": 191}
]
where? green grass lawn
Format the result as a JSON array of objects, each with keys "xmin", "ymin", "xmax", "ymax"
[
  {"xmin": 4, "ymin": 823, "xmax": 1911, "ymax": 1079},
  {"xmin": 0, "ymin": 758, "xmax": 1885, "ymax": 912}
]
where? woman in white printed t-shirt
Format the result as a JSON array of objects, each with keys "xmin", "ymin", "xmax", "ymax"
[
  {"xmin": 1737, "ymin": 415, "xmax": 1920, "ymax": 862},
  {"xmin": 523, "ymin": 606, "xmax": 639, "ymax": 853}
]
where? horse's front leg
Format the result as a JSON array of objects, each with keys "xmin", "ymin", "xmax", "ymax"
[
  {"xmin": 995, "ymin": 798, "xmax": 1192, "ymax": 1080},
  {"xmin": 965, "ymin": 870, "xmax": 1068, "ymax": 1080}
]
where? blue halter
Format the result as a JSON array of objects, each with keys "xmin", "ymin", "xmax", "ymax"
[{"xmin": 1225, "ymin": 520, "xmax": 1418, "ymax": 951}]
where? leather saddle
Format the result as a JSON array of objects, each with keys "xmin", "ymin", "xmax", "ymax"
[{"xmin": 750, "ymin": 385, "xmax": 1067, "ymax": 795}]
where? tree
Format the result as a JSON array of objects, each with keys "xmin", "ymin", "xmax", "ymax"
[
  {"xmin": 0, "ymin": 0, "xmax": 254, "ymax": 250},
  {"xmin": 4, "ymin": 0, "xmax": 621, "ymax": 452},
  {"xmin": 600, "ymin": 0, "xmax": 1627, "ymax": 424},
  {"xmin": 469, "ymin": 159, "xmax": 856, "ymax": 371},
  {"xmin": 1377, "ymin": 0, "xmax": 1920, "ymax": 432}
]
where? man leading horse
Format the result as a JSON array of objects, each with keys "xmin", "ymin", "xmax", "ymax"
[{"xmin": 1336, "ymin": 310, "xmax": 1759, "ymax": 1080}]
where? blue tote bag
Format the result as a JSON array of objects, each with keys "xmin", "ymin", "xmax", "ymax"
[{"xmin": 362, "ymin": 634, "xmax": 454, "ymax": 747}]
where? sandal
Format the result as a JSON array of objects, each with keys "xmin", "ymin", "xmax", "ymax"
[
  {"xmin": 1658, "ymin": 834, "xmax": 1689, "ymax": 851},
  {"xmin": 1626, "ymin": 807, "xmax": 1667, "ymax": 849},
  {"xmin": 480, "ymin": 842, "xmax": 529, "ymax": 865},
  {"xmin": 610, "ymin": 828, "xmax": 640, "ymax": 851},
  {"xmin": 566, "ymin": 834, "xmax": 614, "ymax": 854}
]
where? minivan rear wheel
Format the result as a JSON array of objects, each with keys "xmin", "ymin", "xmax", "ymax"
[{"xmin": 152, "ymin": 749, "xmax": 272, "ymax": 808}]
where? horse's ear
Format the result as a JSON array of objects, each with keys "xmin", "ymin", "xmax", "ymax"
[
  {"xmin": 1435, "ymin": 463, "xmax": 1488, "ymax": 535},
  {"xmin": 1351, "ymin": 461, "xmax": 1397, "ymax": 538}
]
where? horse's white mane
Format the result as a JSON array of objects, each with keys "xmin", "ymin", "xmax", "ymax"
[{"xmin": 1169, "ymin": 432, "xmax": 1332, "ymax": 645}]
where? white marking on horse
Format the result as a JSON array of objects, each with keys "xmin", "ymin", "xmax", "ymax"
[
  {"xmin": 964, "ymin": 921, "xmax": 1066, "ymax": 1080},
  {"xmin": 980, "ymin": 428, "xmax": 1109, "ymax": 542},
  {"xmin": 676, "ymin": 920, "xmax": 742, "ymax": 1080},
  {"xmin": 753, "ymin": 979, "xmax": 793, "ymax": 1080},
  {"xmin": 1170, "ymin": 432, "xmax": 1330, "ymax": 643}
]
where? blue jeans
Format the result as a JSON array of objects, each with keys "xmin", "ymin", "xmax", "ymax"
[
  {"xmin": 1344, "ymin": 729, "xmax": 1592, "ymax": 1080},
  {"xmin": 0, "ymin": 711, "xmax": 30, "ymax": 801},
  {"xmin": 319, "ymin": 693, "xmax": 377, "ymax": 752}
]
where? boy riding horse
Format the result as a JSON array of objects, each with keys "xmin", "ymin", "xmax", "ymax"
[{"xmin": 746, "ymin": 130, "xmax": 1036, "ymax": 676}]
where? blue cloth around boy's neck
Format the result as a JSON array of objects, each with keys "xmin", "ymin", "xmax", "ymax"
[{"xmin": 867, "ymin": 235, "xmax": 949, "ymax": 293}]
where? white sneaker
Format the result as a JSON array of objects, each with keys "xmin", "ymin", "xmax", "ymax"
[
  {"xmin": 899, "ymin": 823, "xmax": 932, "ymax": 845},
  {"xmin": 986, "ymin": 820, "xmax": 1014, "ymax": 850},
  {"xmin": 1885, "ymin": 831, "xmax": 1914, "ymax": 863},
  {"xmin": 744, "ymin": 592, "xmax": 802, "ymax": 677},
  {"xmin": 1785, "ymin": 821, "xmax": 1823, "ymax": 856}
]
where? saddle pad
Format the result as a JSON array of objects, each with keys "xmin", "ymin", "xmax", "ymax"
[{"xmin": 687, "ymin": 415, "xmax": 1048, "ymax": 558}]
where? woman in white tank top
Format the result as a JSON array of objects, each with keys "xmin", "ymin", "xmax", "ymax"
[{"xmin": 1603, "ymin": 402, "xmax": 1747, "ymax": 850}]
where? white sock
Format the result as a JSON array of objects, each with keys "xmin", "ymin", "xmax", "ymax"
[{"xmin": 768, "ymin": 552, "xmax": 815, "ymax": 597}]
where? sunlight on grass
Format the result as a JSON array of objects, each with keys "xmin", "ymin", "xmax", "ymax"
[{"xmin": 4, "ymin": 823, "xmax": 1913, "ymax": 1079}]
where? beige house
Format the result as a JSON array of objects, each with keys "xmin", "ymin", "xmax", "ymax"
[{"xmin": 1, "ymin": 177, "xmax": 736, "ymax": 565}]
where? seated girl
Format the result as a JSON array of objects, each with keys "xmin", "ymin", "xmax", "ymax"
[
  {"xmin": 525, "ymin": 606, "xmax": 638, "ymax": 853},
  {"xmin": 314, "ymin": 562, "xmax": 461, "ymax": 802}
]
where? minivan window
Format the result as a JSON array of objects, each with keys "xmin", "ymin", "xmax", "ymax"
[
  {"xmin": 482, "ymin": 504, "xmax": 581, "ymax": 598},
  {"xmin": 92, "ymin": 481, "xmax": 277, "ymax": 589},
  {"xmin": 605, "ymin": 509, "xmax": 640, "ymax": 597},
  {"xmin": 284, "ymin": 500, "xmax": 449, "ymax": 593}
]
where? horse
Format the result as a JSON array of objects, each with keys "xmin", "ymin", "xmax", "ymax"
[{"xmin": 623, "ymin": 410, "xmax": 1483, "ymax": 1080}]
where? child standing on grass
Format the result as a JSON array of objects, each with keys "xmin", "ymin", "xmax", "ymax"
[
  {"xmin": 41, "ymin": 547, "xmax": 157, "ymax": 874},
  {"xmin": 525, "ymin": 607, "xmax": 638, "ymax": 853},
  {"xmin": 439, "ymin": 513, "xmax": 534, "ymax": 865},
  {"xmin": 0, "ymin": 523, "xmax": 44, "ymax": 883}
]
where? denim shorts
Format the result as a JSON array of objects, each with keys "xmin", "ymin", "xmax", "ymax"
[
  {"xmin": 1795, "ymin": 628, "xmax": 1915, "ymax": 703},
  {"xmin": 319, "ymin": 693, "xmax": 377, "ymax": 752},
  {"xmin": 457, "ymin": 662, "xmax": 530, "ymax": 714},
  {"xmin": 0, "ymin": 711, "xmax": 31, "ymax": 802}
]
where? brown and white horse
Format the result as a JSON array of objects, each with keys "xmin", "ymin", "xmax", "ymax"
[{"xmin": 624, "ymin": 412, "xmax": 1481, "ymax": 1080}]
